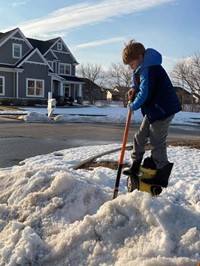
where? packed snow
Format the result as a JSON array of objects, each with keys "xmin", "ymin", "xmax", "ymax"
[{"xmin": 0, "ymin": 104, "xmax": 200, "ymax": 266}]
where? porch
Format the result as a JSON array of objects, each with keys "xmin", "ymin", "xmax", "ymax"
[{"xmin": 51, "ymin": 75, "xmax": 84, "ymax": 105}]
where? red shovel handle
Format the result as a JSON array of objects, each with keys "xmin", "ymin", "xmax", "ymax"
[{"xmin": 113, "ymin": 109, "xmax": 132, "ymax": 199}]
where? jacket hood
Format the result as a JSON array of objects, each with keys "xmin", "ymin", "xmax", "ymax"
[{"xmin": 140, "ymin": 48, "xmax": 162, "ymax": 68}]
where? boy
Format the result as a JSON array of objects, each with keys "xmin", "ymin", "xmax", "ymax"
[{"xmin": 122, "ymin": 40, "xmax": 181, "ymax": 188}]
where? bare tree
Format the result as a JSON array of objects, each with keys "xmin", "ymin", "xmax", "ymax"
[
  {"xmin": 108, "ymin": 62, "xmax": 132, "ymax": 107},
  {"xmin": 76, "ymin": 62, "xmax": 133, "ymax": 106},
  {"xmin": 76, "ymin": 63, "xmax": 106, "ymax": 86},
  {"xmin": 171, "ymin": 52, "xmax": 200, "ymax": 102},
  {"xmin": 76, "ymin": 63, "xmax": 108, "ymax": 104}
]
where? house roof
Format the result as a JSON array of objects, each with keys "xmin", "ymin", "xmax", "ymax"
[
  {"xmin": 0, "ymin": 28, "xmax": 18, "ymax": 42},
  {"xmin": 60, "ymin": 75, "xmax": 84, "ymax": 83},
  {"xmin": 16, "ymin": 48, "xmax": 53, "ymax": 72},
  {"xmin": 27, "ymin": 36, "xmax": 78, "ymax": 64},
  {"xmin": 27, "ymin": 38, "xmax": 55, "ymax": 54},
  {"xmin": 110, "ymin": 90, "xmax": 120, "ymax": 96},
  {"xmin": 0, "ymin": 28, "xmax": 33, "ymax": 49},
  {"xmin": 78, "ymin": 77, "xmax": 101, "ymax": 89},
  {"xmin": 0, "ymin": 27, "xmax": 80, "ymax": 80},
  {"xmin": 0, "ymin": 27, "xmax": 78, "ymax": 64},
  {"xmin": 0, "ymin": 63, "xmax": 19, "ymax": 69},
  {"xmin": 174, "ymin": 86, "xmax": 191, "ymax": 96}
]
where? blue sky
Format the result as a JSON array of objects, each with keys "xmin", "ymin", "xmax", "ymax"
[{"xmin": 0, "ymin": 0, "xmax": 200, "ymax": 73}]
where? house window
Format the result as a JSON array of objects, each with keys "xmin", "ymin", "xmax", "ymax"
[
  {"xmin": 63, "ymin": 84, "xmax": 70, "ymax": 98},
  {"xmin": 57, "ymin": 42, "xmax": 62, "ymax": 51},
  {"xmin": 12, "ymin": 43, "xmax": 22, "ymax": 58},
  {"xmin": 26, "ymin": 79, "xmax": 44, "ymax": 97},
  {"xmin": 0, "ymin": 76, "xmax": 5, "ymax": 95},
  {"xmin": 59, "ymin": 63, "xmax": 71, "ymax": 75}
]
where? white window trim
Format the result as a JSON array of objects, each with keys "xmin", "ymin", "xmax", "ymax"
[
  {"xmin": 26, "ymin": 78, "xmax": 45, "ymax": 97},
  {"xmin": 57, "ymin": 42, "xmax": 62, "ymax": 51},
  {"xmin": 63, "ymin": 83, "xmax": 71, "ymax": 97},
  {"xmin": 12, "ymin": 43, "xmax": 22, "ymax": 59},
  {"xmin": 58, "ymin": 63, "xmax": 71, "ymax": 75},
  {"xmin": 47, "ymin": 61, "xmax": 53, "ymax": 69},
  {"xmin": 0, "ymin": 76, "xmax": 5, "ymax": 95}
]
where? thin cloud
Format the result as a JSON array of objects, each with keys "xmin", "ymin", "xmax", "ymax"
[
  {"xmin": 162, "ymin": 55, "xmax": 180, "ymax": 71},
  {"xmin": 74, "ymin": 37, "xmax": 126, "ymax": 50},
  {"xmin": 2, "ymin": 0, "xmax": 176, "ymax": 38},
  {"xmin": 11, "ymin": 0, "xmax": 30, "ymax": 7},
  {"xmin": 163, "ymin": 55, "xmax": 180, "ymax": 64}
]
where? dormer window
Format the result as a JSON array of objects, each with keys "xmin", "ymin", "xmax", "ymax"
[
  {"xmin": 57, "ymin": 42, "xmax": 62, "ymax": 51},
  {"xmin": 12, "ymin": 43, "xmax": 22, "ymax": 58}
]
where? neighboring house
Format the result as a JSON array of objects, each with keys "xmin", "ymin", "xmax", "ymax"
[
  {"xmin": 174, "ymin": 86, "xmax": 196, "ymax": 105},
  {"xmin": 113, "ymin": 86, "xmax": 130, "ymax": 101},
  {"xmin": 106, "ymin": 88, "xmax": 120, "ymax": 101},
  {"xmin": 106, "ymin": 89, "xmax": 113, "ymax": 101},
  {"xmin": 79, "ymin": 77, "xmax": 107, "ymax": 104},
  {"xmin": 0, "ymin": 27, "xmax": 84, "ymax": 105}
]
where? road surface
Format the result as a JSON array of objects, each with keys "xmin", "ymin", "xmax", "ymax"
[{"xmin": 0, "ymin": 118, "xmax": 199, "ymax": 168}]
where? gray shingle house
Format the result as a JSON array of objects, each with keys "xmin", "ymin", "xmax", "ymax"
[{"xmin": 0, "ymin": 28, "xmax": 84, "ymax": 105}]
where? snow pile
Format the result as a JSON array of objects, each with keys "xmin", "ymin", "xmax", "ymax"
[
  {"xmin": 19, "ymin": 106, "xmax": 200, "ymax": 125},
  {"xmin": 0, "ymin": 144, "xmax": 200, "ymax": 265},
  {"xmin": 20, "ymin": 111, "xmax": 53, "ymax": 122}
]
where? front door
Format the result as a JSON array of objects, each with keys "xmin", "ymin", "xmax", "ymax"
[
  {"xmin": 53, "ymin": 80, "xmax": 59, "ymax": 99},
  {"xmin": 63, "ymin": 84, "xmax": 71, "ymax": 98}
]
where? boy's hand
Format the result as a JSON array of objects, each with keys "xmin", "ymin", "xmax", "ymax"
[
  {"xmin": 128, "ymin": 88, "xmax": 137, "ymax": 102},
  {"xmin": 127, "ymin": 88, "xmax": 137, "ymax": 110}
]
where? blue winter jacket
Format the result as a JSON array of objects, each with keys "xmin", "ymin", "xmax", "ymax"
[{"xmin": 130, "ymin": 48, "xmax": 182, "ymax": 123}]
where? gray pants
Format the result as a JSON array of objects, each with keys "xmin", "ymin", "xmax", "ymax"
[{"xmin": 131, "ymin": 115, "xmax": 174, "ymax": 169}]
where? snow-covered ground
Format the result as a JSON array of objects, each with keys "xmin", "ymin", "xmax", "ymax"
[
  {"xmin": 0, "ymin": 105, "xmax": 200, "ymax": 266},
  {"xmin": 16, "ymin": 104, "xmax": 200, "ymax": 125}
]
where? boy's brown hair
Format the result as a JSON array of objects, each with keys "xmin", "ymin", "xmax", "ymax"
[{"xmin": 122, "ymin": 40, "xmax": 145, "ymax": 65}]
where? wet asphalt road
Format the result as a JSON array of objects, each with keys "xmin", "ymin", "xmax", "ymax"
[{"xmin": 0, "ymin": 117, "xmax": 199, "ymax": 168}]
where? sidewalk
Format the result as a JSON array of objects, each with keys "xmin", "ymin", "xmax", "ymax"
[{"xmin": 0, "ymin": 116, "xmax": 23, "ymax": 122}]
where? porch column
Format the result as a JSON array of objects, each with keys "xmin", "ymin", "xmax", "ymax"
[
  {"xmin": 60, "ymin": 82, "xmax": 64, "ymax": 96},
  {"xmin": 78, "ymin": 83, "xmax": 82, "ymax": 97},
  {"xmin": 16, "ymin": 71, "xmax": 19, "ymax": 98}
]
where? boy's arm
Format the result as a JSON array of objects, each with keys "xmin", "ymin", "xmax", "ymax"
[
  {"xmin": 129, "ymin": 68, "xmax": 149, "ymax": 110},
  {"xmin": 127, "ymin": 87, "xmax": 137, "ymax": 102}
]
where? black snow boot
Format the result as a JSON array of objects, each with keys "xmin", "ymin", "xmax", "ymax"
[
  {"xmin": 123, "ymin": 159, "xmax": 142, "ymax": 176},
  {"xmin": 141, "ymin": 162, "xmax": 173, "ymax": 188}
]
